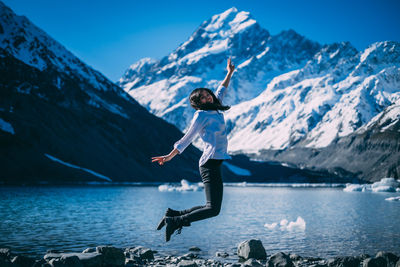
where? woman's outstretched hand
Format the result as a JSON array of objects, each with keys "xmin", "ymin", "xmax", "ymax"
[
  {"xmin": 227, "ymin": 58, "xmax": 235, "ymax": 73},
  {"xmin": 151, "ymin": 149, "xmax": 179, "ymax": 166},
  {"xmin": 151, "ymin": 155, "xmax": 170, "ymax": 166}
]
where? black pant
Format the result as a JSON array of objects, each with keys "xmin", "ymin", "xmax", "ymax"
[{"xmin": 180, "ymin": 159, "xmax": 224, "ymax": 223}]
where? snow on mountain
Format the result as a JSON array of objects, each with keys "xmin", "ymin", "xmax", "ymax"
[
  {"xmin": 226, "ymin": 41, "xmax": 400, "ymax": 153},
  {"xmin": 0, "ymin": 1, "xmax": 131, "ymax": 118},
  {"xmin": 119, "ymin": 7, "xmax": 399, "ymax": 156},
  {"xmin": 118, "ymin": 7, "xmax": 320, "ymax": 130}
]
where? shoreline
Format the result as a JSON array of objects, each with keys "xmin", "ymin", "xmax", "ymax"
[{"xmin": 1, "ymin": 240, "xmax": 399, "ymax": 267}]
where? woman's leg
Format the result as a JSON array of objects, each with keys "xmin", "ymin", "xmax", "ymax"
[{"xmin": 182, "ymin": 159, "xmax": 223, "ymax": 223}]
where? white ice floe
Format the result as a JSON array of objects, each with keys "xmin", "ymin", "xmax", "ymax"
[
  {"xmin": 344, "ymin": 178, "xmax": 400, "ymax": 193},
  {"xmin": 264, "ymin": 216, "xmax": 306, "ymax": 231},
  {"xmin": 45, "ymin": 154, "xmax": 112, "ymax": 182},
  {"xmin": 158, "ymin": 179, "xmax": 202, "ymax": 192},
  {"xmin": 385, "ymin": 196, "xmax": 400, "ymax": 201},
  {"xmin": 224, "ymin": 182, "xmax": 345, "ymax": 188}
]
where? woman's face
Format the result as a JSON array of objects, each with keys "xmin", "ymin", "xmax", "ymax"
[{"xmin": 200, "ymin": 90, "xmax": 213, "ymax": 104}]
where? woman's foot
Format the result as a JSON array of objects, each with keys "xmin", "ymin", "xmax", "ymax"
[
  {"xmin": 156, "ymin": 208, "xmax": 181, "ymax": 230},
  {"xmin": 165, "ymin": 216, "xmax": 191, "ymax": 242}
]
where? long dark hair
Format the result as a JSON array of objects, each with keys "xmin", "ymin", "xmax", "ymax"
[{"xmin": 189, "ymin": 88, "xmax": 230, "ymax": 111}]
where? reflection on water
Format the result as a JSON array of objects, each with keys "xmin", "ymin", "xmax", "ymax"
[{"xmin": 0, "ymin": 186, "xmax": 399, "ymax": 259}]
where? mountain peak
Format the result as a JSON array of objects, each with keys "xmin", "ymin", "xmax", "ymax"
[{"xmin": 203, "ymin": 7, "xmax": 256, "ymax": 34}]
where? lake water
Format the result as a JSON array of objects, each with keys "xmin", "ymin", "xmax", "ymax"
[{"xmin": 0, "ymin": 185, "xmax": 399, "ymax": 260}]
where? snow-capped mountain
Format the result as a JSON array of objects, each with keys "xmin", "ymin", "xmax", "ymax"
[
  {"xmin": 119, "ymin": 8, "xmax": 399, "ymax": 154},
  {"xmin": 226, "ymin": 41, "xmax": 400, "ymax": 152},
  {"xmin": 0, "ymin": 1, "xmax": 204, "ymax": 184},
  {"xmin": 118, "ymin": 7, "xmax": 321, "ymax": 130}
]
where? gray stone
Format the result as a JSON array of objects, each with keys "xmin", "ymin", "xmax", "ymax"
[
  {"xmin": 182, "ymin": 253, "xmax": 197, "ymax": 259},
  {"xmin": 267, "ymin": 252, "xmax": 294, "ymax": 267},
  {"xmin": 44, "ymin": 252, "xmax": 103, "ymax": 267},
  {"xmin": 189, "ymin": 247, "xmax": 202, "ymax": 252},
  {"xmin": 82, "ymin": 248, "xmax": 96, "ymax": 254},
  {"xmin": 216, "ymin": 252, "xmax": 229, "ymax": 258},
  {"xmin": 48, "ymin": 255, "xmax": 82, "ymax": 267},
  {"xmin": 289, "ymin": 253, "xmax": 303, "ymax": 262},
  {"xmin": 0, "ymin": 257, "xmax": 13, "ymax": 267},
  {"xmin": 0, "ymin": 248, "xmax": 11, "ymax": 261},
  {"xmin": 396, "ymin": 259, "xmax": 400, "ymax": 267},
  {"xmin": 32, "ymin": 258, "xmax": 51, "ymax": 267},
  {"xmin": 128, "ymin": 246, "xmax": 154, "ymax": 260},
  {"xmin": 96, "ymin": 246, "xmax": 125, "ymax": 266},
  {"xmin": 237, "ymin": 239, "xmax": 267, "ymax": 260},
  {"xmin": 376, "ymin": 252, "xmax": 399, "ymax": 267},
  {"xmin": 327, "ymin": 256, "xmax": 360, "ymax": 267},
  {"xmin": 243, "ymin": 258, "xmax": 264, "ymax": 267},
  {"xmin": 11, "ymin": 255, "xmax": 36, "ymax": 267},
  {"xmin": 178, "ymin": 260, "xmax": 198, "ymax": 267},
  {"xmin": 363, "ymin": 257, "xmax": 387, "ymax": 267}
]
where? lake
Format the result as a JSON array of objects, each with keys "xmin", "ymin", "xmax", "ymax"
[{"xmin": 0, "ymin": 184, "xmax": 399, "ymax": 260}]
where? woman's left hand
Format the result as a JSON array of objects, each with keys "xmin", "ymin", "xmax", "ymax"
[{"xmin": 227, "ymin": 58, "xmax": 235, "ymax": 73}]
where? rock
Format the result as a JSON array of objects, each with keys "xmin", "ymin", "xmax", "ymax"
[
  {"xmin": 327, "ymin": 256, "xmax": 360, "ymax": 267},
  {"xmin": 0, "ymin": 257, "xmax": 13, "ymax": 267},
  {"xmin": 96, "ymin": 246, "xmax": 125, "ymax": 266},
  {"xmin": 396, "ymin": 259, "xmax": 400, "ymax": 267},
  {"xmin": 48, "ymin": 255, "xmax": 82, "ymax": 267},
  {"xmin": 82, "ymin": 248, "xmax": 96, "ymax": 254},
  {"xmin": 289, "ymin": 253, "xmax": 303, "ymax": 262},
  {"xmin": 32, "ymin": 258, "xmax": 51, "ymax": 267},
  {"xmin": 11, "ymin": 255, "xmax": 36, "ymax": 267},
  {"xmin": 182, "ymin": 253, "xmax": 197, "ymax": 259},
  {"xmin": 243, "ymin": 258, "xmax": 264, "ymax": 267},
  {"xmin": 216, "ymin": 251, "xmax": 229, "ymax": 258},
  {"xmin": 44, "ymin": 252, "xmax": 103, "ymax": 267},
  {"xmin": 128, "ymin": 246, "xmax": 154, "ymax": 260},
  {"xmin": 0, "ymin": 248, "xmax": 11, "ymax": 261},
  {"xmin": 375, "ymin": 252, "xmax": 399, "ymax": 267},
  {"xmin": 237, "ymin": 239, "xmax": 267, "ymax": 260},
  {"xmin": 267, "ymin": 252, "xmax": 294, "ymax": 267},
  {"xmin": 177, "ymin": 259, "xmax": 198, "ymax": 267},
  {"xmin": 226, "ymin": 264, "xmax": 241, "ymax": 267},
  {"xmin": 189, "ymin": 247, "xmax": 202, "ymax": 252},
  {"xmin": 363, "ymin": 257, "xmax": 387, "ymax": 267}
]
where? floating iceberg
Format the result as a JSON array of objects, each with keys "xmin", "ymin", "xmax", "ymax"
[
  {"xmin": 264, "ymin": 216, "xmax": 306, "ymax": 231},
  {"xmin": 158, "ymin": 179, "xmax": 202, "ymax": 192},
  {"xmin": 385, "ymin": 196, "xmax": 400, "ymax": 201},
  {"xmin": 344, "ymin": 178, "xmax": 399, "ymax": 193}
]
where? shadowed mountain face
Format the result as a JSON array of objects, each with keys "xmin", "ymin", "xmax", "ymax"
[
  {"xmin": 119, "ymin": 7, "xmax": 400, "ymax": 182},
  {"xmin": 0, "ymin": 2, "xmax": 204, "ymax": 184}
]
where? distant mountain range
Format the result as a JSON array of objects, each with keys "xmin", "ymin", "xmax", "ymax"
[
  {"xmin": 119, "ymin": 7, "xmax": 400, "ymax": 182},
  {"xmin": 0, "ymin": 1, "xmax": 205, "ymax": 184},
  {"xmin": 1, "ymin": 3, "xmax": 397, "ymax": 184}
]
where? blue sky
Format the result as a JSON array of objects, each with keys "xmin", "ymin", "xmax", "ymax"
[{"xmin": 3, "ymin": 0, "xmax": 400, "ymax": 82}]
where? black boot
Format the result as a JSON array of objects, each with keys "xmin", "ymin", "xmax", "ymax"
[
  {"xmin": 156, "ymin": 208, "xmax": 181, "ymax": 230},
  {"xmin": 165, "ymin": 216, "xmax": 191, "ymax": 242}
]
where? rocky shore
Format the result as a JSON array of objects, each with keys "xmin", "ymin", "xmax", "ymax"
[{"xmin": 1, "ymin": 239, "xmax": 399, "ymax": 267}]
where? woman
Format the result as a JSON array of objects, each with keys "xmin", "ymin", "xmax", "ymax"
[{"xmin": 152, "ymin": 58, "xmax": 235, "ymax": 242}]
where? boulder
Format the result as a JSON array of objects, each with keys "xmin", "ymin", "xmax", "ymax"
[
  {"xmin": 376, "ymin": 252, "xmax": 399, "ymax": 267},
  {"xmin": 237, "ymin": 239, "xmax": 267, "ymax": 260},
  {"xmin": 177, "ymin": 259, "xmax": 198, "ymax": 267},
  {"xmin": 327, "ymin": 256, "xmax": 360, "ymax": 267},
  {"xmin": 289, "ymin": 253, "xmax": 303, "ymax": 262},
  {"xmin": 396, "ymin": 259, "xmax": 400, "ymax": 267},
  {"xmin": 0, "ymin": 257, "xmax": 13, "ymax": 267},
  {"xmin": 267, "ymin": 252, "xmax": 294, "ymax": 267},
  {"xmin": 216, "ymin": 251, "xmax": 229, "ymax": 258},
  {"xmin": 82, "ymin": 248, "xmax": 96, "ymax": 254},
  {"xmin": 96, "ymin": 246, "xmax": 125, "ymax": 266},
  {"xmin": 189, "ymin": 247, "xmax": 201, "ymax": 252},
  {"xmin": 127, "ymin": 246, "xmax": 154, "ymax": 260},
  {"xmin": 48, "ymin": 255, "xmax": 82, "ymax": 267},
  {"xmin": 243, "ymin": 258, "xmax": 264, "ymax": 267},
  {"xmin": 0, "ymin": 248, "xmax": 11, "ymax": 261},
  {"xmin": 363, "ymin": 257, "xmax": 387, "ymax": 267},
  {"xmin": 11, "ymin": 255, "xmax": 36, "ymax": 267},
  {"xmin": 44, "ymin": 252, "xmax": 103, "ymax": 267}
]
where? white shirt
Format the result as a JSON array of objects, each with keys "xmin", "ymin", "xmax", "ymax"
[{"xmin": 174, "ymin": 84, "xmax": 231, "ymax": 167}]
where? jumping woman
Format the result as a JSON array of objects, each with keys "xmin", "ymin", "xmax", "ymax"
[{"xmin": 151, "ymin": 58, "xmax": 235, "ymax": 242}]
